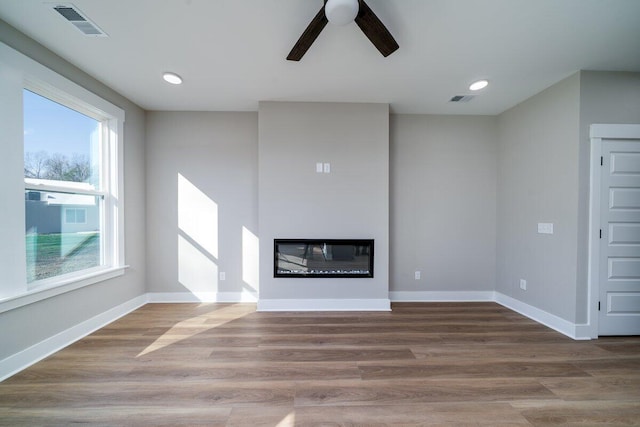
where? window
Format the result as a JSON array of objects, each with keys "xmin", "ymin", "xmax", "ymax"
[
  {"xmin": 0, "ymin": 42, "xmax": 126, "ymax": 308},
  {"xmin": 64, "ymin": 208, "xmax": 87, "ymax": 224},
  {"xmin": 23, "ymin": 85, "xmax": 122, "ymax": 287}
]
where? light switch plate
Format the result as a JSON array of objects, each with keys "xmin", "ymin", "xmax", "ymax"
[
  {"xmin": 316, "ymin": 162, "xmax": 323, "ymax": 173},
  {"xmin": 537, "ymin": 223, "xmax": 554, "ymax": 234},
  {"xmin": 323, "ymin": 163, "xmax": 331, "ymax": 173}
]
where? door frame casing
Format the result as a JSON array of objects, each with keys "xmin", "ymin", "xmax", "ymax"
[{"xmin": 588, "ymin": 124, "xmax": 640, "ymax": 338}]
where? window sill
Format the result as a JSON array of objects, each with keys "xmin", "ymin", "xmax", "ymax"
[{"xmin": 0, "ymin": 266, "xmax": 129, "ymax": 314}]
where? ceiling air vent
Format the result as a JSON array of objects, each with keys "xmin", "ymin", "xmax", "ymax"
[
  {"xmin": 450, "ymin": 95, "xmax": 475, "ymax": 103},
  {"xmin": 52, "ymin": 3, "xmax": 107, "ymax": 37}
]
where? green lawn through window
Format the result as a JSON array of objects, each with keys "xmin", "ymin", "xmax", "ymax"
[{"xmin": 26, "ymin": 232, "xmax": 101, "ymax": 282}]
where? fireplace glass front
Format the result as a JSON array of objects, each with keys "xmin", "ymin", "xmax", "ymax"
[{"xmin": 274, "ymin": 239, "xmax": 374, "ymax": 278}]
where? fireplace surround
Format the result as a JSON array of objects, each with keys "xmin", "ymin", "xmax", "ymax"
[{"xmin": 274, "ymin": 239, "xmax": 374, "ymax": 278}]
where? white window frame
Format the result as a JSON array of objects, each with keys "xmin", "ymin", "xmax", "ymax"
[{"xmin": 0, "ymin": 42, "xmax": 126, "ymax": 313}]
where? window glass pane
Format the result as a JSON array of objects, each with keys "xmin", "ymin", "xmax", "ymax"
[
  {"xmin": 25, "ymin": 190, "xmax": 102, "ymax": 283},
  {"xmin": 75, "ymin": 208, "xmax": 86, "ymax": 224},
  {"xmin": 65, "ymin": 208, "xmax": 76, "ymax": 223},
  {"xmin": 23, "ymin": 89, "xmax": 101, "ymax": 188}
]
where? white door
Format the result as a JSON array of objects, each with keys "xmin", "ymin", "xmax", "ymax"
[{"xmin": 599, "ymin": 138, "xmax": 640, "ymax": 335}]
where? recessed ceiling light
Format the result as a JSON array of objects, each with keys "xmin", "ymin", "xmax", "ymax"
[
  {"xmin": 162, "ymin": 72, "xmax": 183, "ymax": 85},
  {"xmin": 469, "ymin": 80, "xmax": 489, "ymax": 91}
]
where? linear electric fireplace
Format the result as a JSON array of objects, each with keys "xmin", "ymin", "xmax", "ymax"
[{"xmin": 274, "ymin": 239, "xmax": 374, "ymax": 278}]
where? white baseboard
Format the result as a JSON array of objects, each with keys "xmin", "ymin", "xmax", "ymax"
[
  {"xmin": 149, "ymin": 291, "xmax": 590, "ymax": 340},
  {"xmin": 0, "ymin": 294, "xmax": 147, "ymax": 382},
  {"xmin": 257, "ymin": 298, "xmax": 391, "ymax": 312},
  {"xmin": 147, "ymin": 291, "xmax": 258, "ymax": 303},
  {"xmin": 494, "ymin": 292, "xmax": 591, "ymax": 340},
  {"xmin": 390, "ymin": 291, "xmax": 495, "ymax": 302},
  {"xmin": 574, "ymin": 323, "xmax": 594, "ymax": 340},
  {"xmin": 390, "ymin": 290, "xmax": 592, "ymax": 340}
]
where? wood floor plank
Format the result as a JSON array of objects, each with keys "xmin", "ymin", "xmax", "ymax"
[
  {"xmin": 196, "ymin": 322, "xmax": 548, "ymax": 336},
  {"xmin": 258, "ymin": 332, "xmax": 445, "ymax": 347},
  {"xmin": 292, "ymin": 403, "xmax": 533, "ymax": 426},
  {"xmin": 208, "ymin": 347, "xmax": 417, "ymax": 363},
  {"xmin": 571, "ymin": 357, "xmax": 640, "ymax": 375},
  {"xmin": 513, "ymin": 400, "xmax": 640, "ymax": 426},
  {"xmin": 0, "ymin": 406, "xmax": 231, "ymax": 427},
  {"xmin": 358, "ymin": 361, "xmax": 590, "ymax": 380},
  {"xmin": 540, "ymin": 375, "xmax": 640, "ymax": 401},
  {"xmin": 409, "ymin": 341, "xmax": 616, "ymax": 362},
  {"xmin": 228, "ymin": 403, "xmax": 533, "ymax": 426},
  {"xmin": 1, "ymin": 302, "xmax": 639, "ymax": 426},
  {"xmin": 436, "ymin": 331, "xmax": 571, "ymax": 344},
  {"xmin": 1, "ymin": 382, "xmax": 295, "ymax": 409},
  {"xmin": 1, "ymin": 362, "xmax": 134, "ymax": 384},
  {"xmin": 126, "ymin": 361, "xmax": 362, "ymax": 382},
  {"xmin": 226, "ymin": 406, "xmax": 296, "ymax": 427},
  {"xmin": 594, "ymin": 339, "xmax": 640, "ymax": 355},
  {"xmin": 293, "ymin": 378, "xmax": 557, "ymax": 406}
]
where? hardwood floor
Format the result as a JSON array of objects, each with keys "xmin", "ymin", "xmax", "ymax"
[{"xmin": 1, "ymin": 302, "xmax": 639, "ymax": 426}]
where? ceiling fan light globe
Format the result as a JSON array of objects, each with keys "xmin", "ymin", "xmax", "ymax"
[{"xmin": 325, "ymin": 0, "xmax": 359, "ymax": 25}]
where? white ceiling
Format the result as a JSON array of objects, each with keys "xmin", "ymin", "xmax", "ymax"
[{"xmin": 1, "ymin": 0, "xmax": 639, "ymax": 114}]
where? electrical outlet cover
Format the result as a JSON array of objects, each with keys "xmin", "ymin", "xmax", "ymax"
[{"xmin": 537, "ymin": 223, "xmax": 554, "ymax": 234}]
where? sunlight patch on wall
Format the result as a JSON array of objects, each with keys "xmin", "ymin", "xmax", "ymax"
[
  {"xmin": 242, "ymin": 226, "xmax": 259, "ymax": 291},
  {"xmin": 178, "ymin": 173, "xmax": 218, "ymax": 259},
  {"xmin": 178, "ymin": 234, "xmax": 218, "ymax": 298},
  {"xmin": 177, "ymin": 173, "xmax": 219, "ymax": 299}
]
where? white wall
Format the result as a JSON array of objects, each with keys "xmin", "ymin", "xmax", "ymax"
[
  {"xmin": 0, "ymin": 21, "xmax": 146, "ymax": 361},
  {"xmin": 390, "ymin": 115, "xmax": 497, "ymax": 296},
  {"xmin": 145, "ymin": 112, "xmax": 259, "ymax": 299},
  {"xmin": 496, "ymin": 73, "xmax": 581, "ymax": 323},
  {"xmin": 258, "ymin": 102, "xmax": 389, "ymax": 309}
]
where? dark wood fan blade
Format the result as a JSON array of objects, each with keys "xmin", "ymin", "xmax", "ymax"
[
  {"xmin": 287, "ymin": 7, "xmax": 328, "ymax": 61},
  {"xmin": 354, "ymin": 0, "xmax": 399, "ymax": 57}
]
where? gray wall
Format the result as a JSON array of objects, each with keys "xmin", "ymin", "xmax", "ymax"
[
  {"xmin": 144, "ymin": 110, "xmax": 499, "ymax": 303},
  {"xmin": 495, "ymin": 71, "xmax": 640, "ymax": 325},
  {"xmin": 496, "ymin": 73, "xmax": 582, "ymax": 322},
  {"xmin": 145, "ymin": 112, "xmax": 258, "ymax": 296},
  {"xmin": 258, "ymin": 101, "xmax": 389, "ymax": 302},
  {"xmin": 575, "ymin": 71, "xmax": 640, "ymax": 322},
  {"xmin": 0, "ymin": 20, "xmax": 146, "ymax": 360},
  {"xmin": 390, "ymin": 115, "xmax": 498, "ymax": 293}
]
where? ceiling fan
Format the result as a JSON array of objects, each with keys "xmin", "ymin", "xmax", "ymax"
[{"xmin": 287, "ymin": 0, "xmax": 399, "ymax": 61}]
